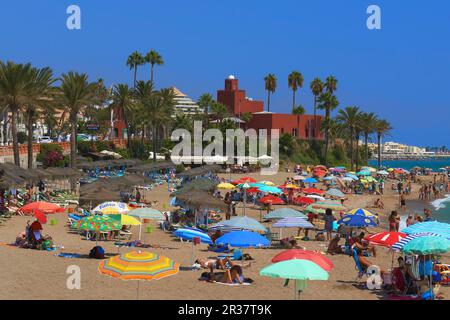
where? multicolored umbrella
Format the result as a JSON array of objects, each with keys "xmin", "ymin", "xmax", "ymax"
[
  {"xmin": 71, "ymin": 215, "xmax": 122, "ymax": 232},
  {"xmin": 364, "ymin": 232, "xmax": 406, "ymax": 248},
  {"xmin": 92, "ymin": 202, "xmax": 131, "ymax": 215},
  {"xmin": 391, "ymin": 232, "xmax": 443, "ymax": 252},
  {"xmin": 338, "ymin": 214, "xmax": 378, "ymax": 227},
  {"xmin": 401, "ymin": 221, "xmax": 450, "ymax": 239},
  {"xmin": 260, "ymin": 259, "xmax": 329, "ymax": 280},
  {"xmin": 21, "ymin": 201, "xmax": 64, "ymax": 214},
  {"xmin": 271, "ymin": 249, "xmax": 334, "ymax": 272},
  {"xmin": 346, "ymin": 208, "xmax": 377, "ymax": 218},
  {"xmin": 279, "ymin": 184, "xmax": 300, "ymax": 190},
  {"xmin": 110, "ymin": 214, "xmax": 141, "ymax": 226},
  {"xmin": 259, "ymin": 181, "xmax": 275, "ymax": 186}
]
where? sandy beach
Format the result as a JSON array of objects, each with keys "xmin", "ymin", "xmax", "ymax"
[{"xmin": 0, "ymin": 172, "xmax": 448, "ymax": 300}]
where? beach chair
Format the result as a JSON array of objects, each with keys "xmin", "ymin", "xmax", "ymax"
[{"xmin": 352, "ymin": 249, "xmax": 366, "ymax": 281}]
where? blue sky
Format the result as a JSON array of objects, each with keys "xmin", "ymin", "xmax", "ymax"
[{"xmin": 1, "ymin": 0, "xmax": 449, "ymax": 147}]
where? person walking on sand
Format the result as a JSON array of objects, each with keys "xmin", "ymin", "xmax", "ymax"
[{"xmin": 399, "ymin": 193, "xmax": 406, "ymax": 212}]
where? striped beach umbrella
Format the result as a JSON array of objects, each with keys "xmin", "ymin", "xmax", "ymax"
[{"xmin": 392, "ymin": 232, "xmax": 444, "ymax": 252}]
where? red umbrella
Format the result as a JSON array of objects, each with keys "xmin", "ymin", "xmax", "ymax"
[
  {"xmin": 293, "ymin": 197, "xmax": 314, "ymax": 205},
  {"xmin": 34, "ymin": 209, "xmax": 47, "ymax": 224},
  {"xmin": 232, "ymin": 177, "xmax": 257, "ymax": 185},
  {"xmin": 271, "ymin": 249, "xmax": 334, "ymax": 272},
  {"xmin": 302, "ymin": 188, "xmax": 325, "ymax": 195},
  {"xmin": 245, "ymin": 187, "xmax": 260, "ymax": 194},
  {"xmin": 21, "ymin": 201, "xmax": 64, "ymax": 214},
  {"xmin": 30, "ymin": 220, "xmax": 43, "ymax": 231},
  {"xmin": 364, "ymin": 232, "xmax": 407, "ymax": 247},
  {"xmin": 258, "ymin": 195, "xmax": 285, "ymax": 205}
]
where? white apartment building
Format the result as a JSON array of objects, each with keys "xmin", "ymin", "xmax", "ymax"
[{"xmin": 171, "ymin": 87, "xmax": 204, "ymax": 115}]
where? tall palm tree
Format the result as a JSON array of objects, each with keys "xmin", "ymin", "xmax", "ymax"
[
  {"xmin": 292, "ymin": 105, "xmax": 305, "ymax": 115},
  {"xmin": 111, "ymin": 84, "xmax": 136, "ymax": 149},
  {"xmin": 0, "ymin": 61, "xmax": 33, "ymax": 166},
  {"xmin": 126, "ymin": 51, "xmax": 145, "ymax": 88},
  {"xmin": 325, "ymin": 75, "xmax": 338, "ymax": 95},
  {"xmin": 145, "ymin": 50, "xmax": 164, "ymax": 84},
  {"xmin": 375, "ymin": 119, "xmax": 392, "ymax": 169},
  {"xmin": 197, "ymin": 93, "xmax": 214, "ymax": 129},
  {"xmin": 336, "ymin": 106, "xmax": 361, "ymax": 171},
  {"xmin": 211, "ymin": 102, "xmax": 229, "ymax": 124},
  {"xmin": 359, "ymin": 112, "xmax": 378, "ymax": 163},
  {"xmin": 310, "ymin": 78, "xmax": 324, "ymax": 118},
  {"xmin": 317, "ymin": 92, "xmax": 339, "ymax": 166},
  {"xmin": 264, "ymin": 74, "xmax": 277, "ymax": 112},
  {"xmin": 134, "ymin": 80, "xmax": 155, "ymax": 143},
  {"xmin": 288, "ymin": 71, "xmax": 304, "ymax": 113},
  {"xmin": 24, "ymin": 67, "xmax": 55, "ymax": 168},
  {"xmin": 57, "ymin": 72, "xmax": 99, "ymax": 168}
]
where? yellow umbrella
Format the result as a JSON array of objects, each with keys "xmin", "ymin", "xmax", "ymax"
[
  {"xmin": 217, "ymin": 183, "xmax": 236, "ymax": 189},
  {"xmin": 259, "ymin": 181, "xmax": 275, "ymax": 186},
  {"xmin": 387, "ymin": 168, "xmax": 394, "ymax": 172},
  {"xmin": 284, "ymin": 184, "xmax": 300, "ymax": 189},
  {"xmin": 110, "ymin": 214, "xmax": 141, "ymax": 226}
]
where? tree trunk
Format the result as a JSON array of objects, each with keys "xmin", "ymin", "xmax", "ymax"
[
  {"xmin": 133, "ymin": 66, "xmax": 137, "ymax": 89},
  {"xmin": 349, "ymin": 128, "xmax": 354, "ymax": 171},
  {"xmin": 292, "ymin": 90, "xmax": 296, "ymax": 114},
  {"xmin": 70, "ymin": 115, "xmax": 77, "ymax": 169},
  {"xmin": 123, "ymin": 109, "xmax": 131, "ymax": 150},
  {"xmin": 364, "ymin": 132, "xmax": 369, "ymax": 164},
  {"xmin": 11, "ymin": 109, "xmax": 20, "ymax": 166},
  {"xmin": 267, "ymin": 91, "xmax": 271, "ymax": 112},
  {"xmin": 152, "ymin": 124, "xmax": 157, "ymax": 163},
  {"xmin": 3, "ymin": 111, "xmax": 8, "ymax": 144},
  {"xmin": 377, "ymin": 134, "xmax": 382, "ymax": 169},
  {"xmin": 355, "ymin": 133, "xmax": 360, "ymax": 171},
  {"xmin": 323, "ymin": 108, "xmax": 330, "ymax": 166},
  {"xmin": 150, "ymin": 64, "xmax": 154, "ymax": 84},
  {"xmin": 27, "ymin": 111, "xmax": 34, "ymax": 169}
]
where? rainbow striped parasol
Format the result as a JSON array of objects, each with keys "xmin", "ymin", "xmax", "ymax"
[{"xmin": 98, "ymin": 251, "xmax": 179, "ymax": 280}]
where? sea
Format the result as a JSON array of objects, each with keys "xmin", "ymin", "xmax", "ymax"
[{"xmin": 368, "ymin": 159, "xmax": 450, "ymax": 225}]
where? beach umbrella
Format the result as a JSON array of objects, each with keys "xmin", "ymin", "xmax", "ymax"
[
  {"xmin": 127, "ymin": 208, "xmax": 165, "ymax": 220},
  {"xmin": 273, "ymin": 217, "xmax": 314, "ymax": 229},
  {"xmin": 326, "ymin": 188, "xmax": 345, "ymax": 198},
  {"xmin": 364, "ymin": 232, "xmax": 407, "ymax": 248},
  {"xmin": 279, "ymin": 184, "xmax": 300, "ymax": 190},
  {"xmin": 346, "ymin": 208, "xmax": 377, "ymax": 218},
  {"xmin": 34, "ymin": 209, "xmax": 47, "ymax": 224},
  {"xmin": 236, "ymin": 183, "xmax": 264, "ymax": 189},
  {"xmin": 342, "ymin": 177, "xmax": 354, "ymax": 182},
  {"xmin": 271, "ymin": 249, "xmax": 334, "ymax": 272},
  {"xmin": 402, "ymin": 236, "xmax": 450, "ymax": 255},
  {"xmin": 304, "ymin": 205, "xmax": 326, "ymax": 215},
  {"xmin": 232, "ymin": 177, "xmax": 256, "ymax": 185},
  {"xmin": 338, "ymin": 214, "xmax": 378, "ymax": 228},
  {"xmin": 258, "ymin": 185, "xmax": 283, "ymax": 194},
  {"xmin": 245, "ymin": 187, "xmax": 260, "ymax": 194},
  {"xmin": 361, "ymin": 166, "xmax": 377, "ymax": 173},
  {"xmin": 98, "ymin": 250, "xmax": 179, "ymax": 299},
  {"xmin": 323, "ymin": 176, "xmax": 335, "ymax": 181},
  {"xmin": 356, "ymin": 170, "xmax": 371, "ymax": 176},
  {"xmin": 216, "ymin": 182, "xmax": 236, "ymax": 190},
  {"xmin": 215, "ymin": 231, "xmax": 270, "ymax": 248},
  {"xmin": 258, "ymin": 195, "xmax": 285, "ymax": 205},
  {"xmin": 173, "ymin": 228, "xmax": 213, "ymax": 244},
  {"xmin": 305, "ymin": 194, "xmax": 325, "ymax": 200},
  {"xmin": 345, "ymin": 173, "xmax": 358, "ymax": 180},
  {"xmin": 263, "ymin": 208, "xmax": 306, "ymax": 220},
  {"xmin": 92, "ymin": 202, "xmax": 131, "ymax": 214},
  {"xmin": 259, "ymin": 181, "xmax": 275, "ymax": 186},
  {"xmin": 293, "ymin": 175, "xmax": 305, "ymax": 181},
  {"xmin": 312, "ymin": 201, "xmax": 346, "ymax": 211},
  {"xmin": 30, "ymin": 220, "xmax": 43, "ymax": 231},
  {"xmin": 260, "ymin": 260, "xmax": 329, "ymax": 299},
  {"xmin": 210, "ymin": 216, "xmax": 268, "ymax": 233},
  {"xmin": 401, "ymin": 221, "xmax": 450, "ymax": 239},
  {"xmin": 21, "ymin": 201, "xmax": 64, "ymax": 214},
  {"xmin": 293, "ymin": 197, "xmax": 314, "ymax": 205},
  {"xmin": 377, "ymin": 170, "xmax": 389, "ymax": 175},
  {"xmin": 392, "ymin": 232, "xmax": 444, "ymax": 252},
  {"xmin": 72, "ymin": 215, "xmax": 122, "ymax": 232},
  {"xmin": 302, "ymin": 188, "xmax": 325, "ymax": 195},
  {"xmin": 110, "ymin": 214, "xmax": 141, "ymax": 226},
  {"xmin": 303, "ymin": 177, "xmax": 318, "ymax": 184}
]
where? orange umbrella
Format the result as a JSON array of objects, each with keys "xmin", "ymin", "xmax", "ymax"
[
  {"xmin": 21, "ymin": 201, "xmax": 64, "ymax": 215},
  {"xmin": 259, "ymin": 195, "xmax": 285, "ymax": 205}
]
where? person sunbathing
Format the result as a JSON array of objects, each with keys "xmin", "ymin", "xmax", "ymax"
[
  {"xmin": 219, "ymin": 265, "xmax": 246, "ymax": 284},
  {"xmin": 356, "ymin": 248, "xmax": 387, "ymax": 275},
  {"xmin": 195, "ymin": 257, "xmax": 233, "ymax": 281},
  {"xmin": 327, "ymin": 234, "xmax": 343, "ymax": 255}
]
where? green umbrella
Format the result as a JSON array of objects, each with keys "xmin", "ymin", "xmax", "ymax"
[
  {"xmin": 402, "ymin": 236, "xmax": 450, "ymax": 255},
  {"xmin": 260, "ymin": 260, "xmax": 329, "ymax": 300},
  {"xmin": 72, "ymin": 215, "xmax": 122, "ymax": 232}
]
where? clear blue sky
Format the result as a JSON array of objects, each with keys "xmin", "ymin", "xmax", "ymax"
[{"xmin": 1, "ymin": 0, "xmax": 449, "ymax": 147}]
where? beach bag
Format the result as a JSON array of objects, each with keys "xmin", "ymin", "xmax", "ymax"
[{"xmin": 89, "ymin": 246, "xmax": 105, "ymax": 259}]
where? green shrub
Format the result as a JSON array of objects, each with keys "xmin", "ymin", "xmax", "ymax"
[
  {"xmin": 36, "ymin": 143, "xmax": 68, "ymax": 168},
  {"xmin": 17, "ymin": 132, "xmax": 28, "ymax": 144}
]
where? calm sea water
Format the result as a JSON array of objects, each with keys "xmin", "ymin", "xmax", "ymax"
[{"xmin": 368, "ymin": 159, "xmax": 450, "ymax": 172}]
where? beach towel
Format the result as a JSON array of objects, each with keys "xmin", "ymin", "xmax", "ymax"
[{"xmin": 57, "ymin": 253, "xmax": 81, "ymax": 258}]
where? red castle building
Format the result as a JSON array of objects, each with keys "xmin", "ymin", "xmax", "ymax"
[{"xmin": 217, "ymin": 76, "xmax": 323, "ymax": 140}]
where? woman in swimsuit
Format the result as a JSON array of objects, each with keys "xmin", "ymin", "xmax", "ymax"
[{"xmin": 220, "ymin": 265, "xmax": 245, "ymax": 284}]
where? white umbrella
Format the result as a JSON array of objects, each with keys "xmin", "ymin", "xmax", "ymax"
[{"xmin": 306, "ymin": 195, "xmax": 325, "ymax": 200}]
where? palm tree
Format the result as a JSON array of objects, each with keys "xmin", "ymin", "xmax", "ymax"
[
  {"xmin": 145, "ymin": 50, "xmax": 164, "ymax": 84},
  {"xmin": 288, "ymin": 71, "xmax": 304, "ymax": 113},
  {"xmin": 325, "ymin": 75, "xmax": 338, "ymax": 95},
  {"xmin": 310, "ymin": 78, "xmax": 324, "ymax": 118},
  {"xmin": 375, "ymin": 119, "xmax": 392, "ymax": 169},
  {"xmin": 336, "ymin": 106, "xmax": 361, "ymax": 171},
  {"xmin": 211, "ymin": 102, "xmax": 229, "ymax": 124},
  {"xmin": 24, "ymin": 67, "xmax": 55, "ymax": 168},
  {"xmin": 317, "ymin": 92, "xmax": 339, "ymax": 166},
  {"xmin": 292, "ymin": 105, "xmax": 305, "ymax": 115},
  {"xmin": 134, "ymin": 80, "xmax": 155, "ymax": 143},
  {"xmin": 264, "ymin": 74, "xmax": 277, "ymax": 112},
  {"xmin": 0, "ymin": 61, "xmax": 34, "ymax": 166},
  {"xmin": 359, "ymin": 112, "xmax": 378, "ymax": 163},
  {"xmin": 197, "ymin": 93, "xmax": 214, "ymax": 129},
  {"xmin": 126, "ymin": 51, "xmax": 145, "ymax": 88},
  {"xmin": 57, "ymin": 72, "xmax": 99, "ymax": 168},
  {"xmin": 111, "ymin": 84, "xmax": 135, "ymax": 149}
]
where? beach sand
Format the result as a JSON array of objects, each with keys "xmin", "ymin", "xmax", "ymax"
[{"xmin": 0, "ymin": 172, "xmax": 448, "ymax": 300}]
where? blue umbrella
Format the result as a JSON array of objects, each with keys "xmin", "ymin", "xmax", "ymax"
[
  {"xmin": 401, "ymin": 221, "xmax": 450, "ymax": 239},
  {"xmin": 173, "ymin": 228, "xmax": 213, "ymax": 244},
  {"xmin": 338, "ymin": 214, "xmax": 378, "ymax": 227},
  {"xmin": 345, "ymin": 173, "xmax": 358, "ymax": 180},
  {"xmin": 273, "ymin": 217, "xmax": 314, "ymax": 229},
  {"xmin": 263, "ymin": 208, "xmax": 306, "ymax": 220},
  {"xmin": 356, "ymin": 170, "xmax": 371, "ymax": 176},
  {"xmin": 303, "ymin": 177, "xmax": 318, "ymax": 184},
  {"xmin": 258, "ymin": 186, "xmax": 283, "ymax": 194},
  {"xmin": 216, "ymin": 231, "xmax": 270, "ymax": 248},
  {"xmin": 209, "ymin": 216, "xmax": 268, "ymax": 233}
]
